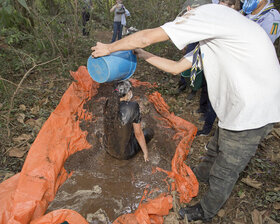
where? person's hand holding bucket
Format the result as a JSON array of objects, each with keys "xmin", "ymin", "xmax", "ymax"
[
  {"xmin": 91, "ymin": 42, "xmax": 111, "ymax": 58},
  {"xmin": 87, "ymin": 50, "xmax": 137, "ymax": 83}
]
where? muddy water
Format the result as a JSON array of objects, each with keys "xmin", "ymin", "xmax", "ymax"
[{"xmin": 47, "ymin": 84, "xmax": 178, "ymax": 223}]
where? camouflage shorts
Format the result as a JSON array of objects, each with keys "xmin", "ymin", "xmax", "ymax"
[{"xmin": 198, "ymin": 123, "xmax": 274, "ymax": 218}]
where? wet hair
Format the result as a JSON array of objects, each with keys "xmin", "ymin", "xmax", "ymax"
[{"xmin": 113, "ymin": 80, "xmax": 132, "ymax": 98}]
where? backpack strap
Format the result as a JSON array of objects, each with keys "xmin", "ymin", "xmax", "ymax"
[{"xmin": 252, "ymin": 3, "xmax": 275, "ymax": 22}]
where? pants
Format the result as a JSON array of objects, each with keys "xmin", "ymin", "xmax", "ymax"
[
  {"xmin": 112, "ymin": 22, "xmax": 123, "ymax": 42},
  {"xmin": 197, "ymin": 124, "xmax": 274, "ymax": 218},
  {"xmin": 82, "ymin": 11, "xmax": 90, "ymax": 36},
  {"xmin": 199, "ymin": 77, "xmax": 208, "ymax": 113},
  {"xmin": 202, "ymin": 101, "xmax": 216, "ymax": 132},
  {"xmin": 124, "ymin": 128, "xmax": 154, "ymax": 159}
]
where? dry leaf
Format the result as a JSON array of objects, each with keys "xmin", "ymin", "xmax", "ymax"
[
  {"xmin": 0, "ymin": 170, "xmax": 15, "ymax": 181},
  {"xmin": 35, "ymin": 118, "xmax": 44, "ymax": 127},
  {"xmin": 16, "ymin": 113, "xmax": 25, "ymax": 124},
  {"xmin": 13, "ymin": 133, "xmax": 32, "ymax": 142},
  {"xmin": 273, "ymin": 186, "xmax": 280, "ymax": 191},
  {"xmin": 43, "ymin": 97, "xmax": 49, "ymax": 105},
  {"xmin": 263, "ymin": 216, "xmax": 279, "ymax": 224},
  {"xmin": 273, "ymin": 202, "xmax": 280, "ymax": 210},
  {"xmin": 0, "ymin": 103, "xmax": 3, "ymax": 110},
  {"xmin": 19, "ymin": 104, "xmax": 26, "ymax": 111},
  {"xmin": 31, "ymin": 105, "xmax": 40, "ymax": 114},
  {"xmin": 8, "ymin": 147, "xmax": 27, "ymax": 158},
  {"xmin": 268, "ymin": 151, "xmax": 280, "ymax": 162},
  {"xmin": 233, "ymin": 221, "xmax": 245, "ymax": 224},
  {"xmin": 239, "ymin": 191, "xmax": 246, "ymax": 199},
  {"xmin": 251, "ymin": 209, "xmax": 262, "ymax": 224},
  {"xmin": 48, "ymin": 81, "xmax": 54, "ymax": 89},
  {"xmin": 241, "ymin": 177, "xmax": 263, "ymax": 189},
  {"xmin": 218, "ymin": 209, "xmax": 225, "ymax": 217},
  {"xmin": 272, "ymin": 128, "xmax": 280, "ymax": 138},
  {"xmin": 25, "ymin": 118, "xmax": 36, "ymax": 126},
  {"xmin": 163, "ymin": 212, "xmax": 180, "ymax": 224}
]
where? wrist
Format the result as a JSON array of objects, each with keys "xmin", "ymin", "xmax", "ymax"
[{"xmin": 108, "ymin": 44, "xmax": 112, "ymax": 54}]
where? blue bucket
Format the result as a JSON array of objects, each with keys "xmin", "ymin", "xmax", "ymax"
[{"xmin": 87, "ymin": 50, "xmax": 137, "ymax": 83}]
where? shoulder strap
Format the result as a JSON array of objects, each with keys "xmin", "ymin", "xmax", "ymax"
[{"xmin": 252, "ymin": 3, "xmax": 275, "ymax": 22}]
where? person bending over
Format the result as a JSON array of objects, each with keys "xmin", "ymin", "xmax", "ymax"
[{"xmin": 103, "ymin": 80, "xmax": 154, "ymax": 162}]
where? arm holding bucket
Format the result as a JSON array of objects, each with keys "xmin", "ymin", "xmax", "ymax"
[
  {"xmin": 91, "ymin": 27, "xmax": 169, "ymax": 57},
  {"xmin": 134, "ymin": 49, "xmax": 192, "ymax": 75},
  {"xmin": 133, "ymin": 123, "xmax": 149, "ymax": 162}
]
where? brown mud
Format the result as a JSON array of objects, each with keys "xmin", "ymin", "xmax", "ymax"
[{"xmin": 47, "ymin": 82, "xmax": 178, "ymax": 223}]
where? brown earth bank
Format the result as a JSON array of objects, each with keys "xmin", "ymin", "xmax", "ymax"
[{"xmin": 0, "ymin": 31, "xmax": 279, "ymax": 224}]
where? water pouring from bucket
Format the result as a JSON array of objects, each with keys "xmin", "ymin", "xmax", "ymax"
[{"xmin": 87, "ymin": 50, "xmax": 137, "ymax": 83}]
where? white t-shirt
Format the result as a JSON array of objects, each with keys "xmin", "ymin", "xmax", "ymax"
[{"xmin": 161, "ymin": 4, "xmax": 280, "ymax": 131}]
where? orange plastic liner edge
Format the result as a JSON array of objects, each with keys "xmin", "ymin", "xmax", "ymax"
[{"xmin": 0, "ymin": 67, "xmax": 198, "ymax": 224}]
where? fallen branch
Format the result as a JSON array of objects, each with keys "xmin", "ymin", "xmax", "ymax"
[
  {"xmin": 0, "ymin": 77, "xmax": 41, "ymax": 90},
  {"xmin": 6, "ymin": 56, "xmax": 60, "ymax": 137},
  {"xmin": 0, "ymin": 77, "xmax": 18, "ymax": 87}
]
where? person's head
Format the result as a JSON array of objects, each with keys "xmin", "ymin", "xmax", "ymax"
[
  {"xmin": 114, "ymin": 80, "xmax": 133, "ymax": 101},
  {"xmin": 220, "ymin": 0, "xmax": 241, "ymax": 9},
  {"xmin": 241, "ymin": 0, "xmax": 267, "ymax": 14},
  {"xmin": 116, "ymin": 0, "xmax": 122, "ymax": 4},
  {"xmin": 219, "ymin": 0, "xmax": 237, "ymax": 8}
]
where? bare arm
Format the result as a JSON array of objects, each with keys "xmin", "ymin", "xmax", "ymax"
[
  {"xmin": 133, "ymin": 123, "xmax": 149, "ymax": 162},
  {"xmin": 110, "ymin": 4, "xmax": 117, "ymax": 12},
  {"xmin": 91, "ymin": 27, "xmax": 169, "ymax": 57},
  {"xmin": 134, "ymin": 49, "xmax": 192, "ymax": 75}
]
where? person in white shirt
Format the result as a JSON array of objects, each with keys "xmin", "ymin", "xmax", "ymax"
[{"xmin": 91, "ymin": 0, "xmax": 280, "ymax": 221}]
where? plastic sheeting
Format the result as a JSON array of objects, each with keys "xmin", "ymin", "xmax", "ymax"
[{"xmin": 0, "ymin": 66, "xmax": 198, "ymax": 224}]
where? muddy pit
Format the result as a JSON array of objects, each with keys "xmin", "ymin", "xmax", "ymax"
[{"xmin": 47, "ymin": 83, "xmax": 179, "ymax": 223}]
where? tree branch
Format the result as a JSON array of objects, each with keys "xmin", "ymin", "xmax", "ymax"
[{"xmin": 6, "ymin": 56, "xmax": 60, "ymax": 137}]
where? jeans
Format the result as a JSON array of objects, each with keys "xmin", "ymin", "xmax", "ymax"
[
  {"xmin": 111, "ymin": 22, "xmax": 123, "ymax": 42},
  {"xmin": 196, "ymin": 124, "xmax": 274, "ymax": 218},
  {"xmin": 203, "ymin": 101, "xmax": 216, "ymax": 132},
  {"xmin": 82, "ymin": 10, "xmax": 90, "ymax": 36}
]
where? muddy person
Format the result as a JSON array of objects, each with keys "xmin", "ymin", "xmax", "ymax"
[
  {"xmin": 103, "ymin": 80, "xmax": 154, "ymax": 162},
  {"xmin": 91, "ymin": 0, "xmax": 280, "ymax": 221}
]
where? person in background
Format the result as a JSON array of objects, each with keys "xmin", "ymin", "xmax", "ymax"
[
  {"xmin": 121, "ymin": 6, "xmax": 130, "ymax": 36},
  {"xmin": 241, "ymin": 0, "xmax": 280, "ymax": 43},
  {"xmin": 110, "ymin": 0, "xmax": 126, "ymax": 42},
  {"xmin": 103, "ymin": 80, "xmax": 154, "ymax": 162},
  {"xmin": 91, "ymin": 0, "xmax": 280, "ymax": 221},
  {"xmin": 81, "ymin": 0, "xmax": 92, "ymax": 36}
]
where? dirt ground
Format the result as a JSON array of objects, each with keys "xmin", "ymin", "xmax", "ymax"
[{"xmin": 1, "ymin": 30, "xmax": 280, "ymax": 223}]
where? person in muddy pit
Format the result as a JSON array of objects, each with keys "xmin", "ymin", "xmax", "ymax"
[
  {"xmin": 103, "ymin": 80, "xmax": 154, "ymax": 162},
  {"xmin": 91, "ymin": 0, "xmax": 280, "ymax": 221}
]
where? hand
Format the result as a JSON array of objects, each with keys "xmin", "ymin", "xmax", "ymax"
[
  {"xmin": 133, "ymin": 49, "xmax": 147, "ymax": 59},
  {"xmin": 143, "ymin": 152, "xmax": 149, "ymax": 162},
  {"xmin": 91, "ymin": 42, "xmax": 111, "ymax": 58}
]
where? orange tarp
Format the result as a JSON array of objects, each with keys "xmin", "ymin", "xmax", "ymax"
[{"xmin": 0, "ymin": 66, "xmax": 198, "ymax": 224}]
